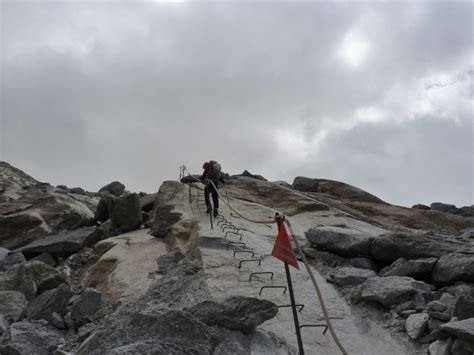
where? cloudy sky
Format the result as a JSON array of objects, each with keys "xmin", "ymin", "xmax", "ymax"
[{"xmin": 1, "ymin": 0, "xmax": 472, "ymax": 207}]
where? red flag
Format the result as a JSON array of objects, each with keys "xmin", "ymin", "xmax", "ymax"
[{"xmin": 271, "ymin": 219, "xmax": 300, "ymax": 270}]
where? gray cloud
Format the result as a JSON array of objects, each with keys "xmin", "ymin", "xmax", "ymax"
[{"xmin": 1, "ymin": 0, "xmax": 472, "ymax": 207}]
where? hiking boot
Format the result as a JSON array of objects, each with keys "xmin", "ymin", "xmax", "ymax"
[
  {"xmin": 206, "ymin": 207, "xmax": 212, "ymax": 214},
  {"xmin": 213, "ymin": 209, "xmax": 219, "ymax": 218}
]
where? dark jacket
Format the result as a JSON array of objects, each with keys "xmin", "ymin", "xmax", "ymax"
[{"xmin": 201, "ymin": 166, "xmax": 221, "ymax": 187}]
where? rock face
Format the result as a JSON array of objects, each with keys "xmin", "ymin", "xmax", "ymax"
[
  {"xmin": 15, "ymin": 226, "xmax": 100, "ymax": 257},
  {"xmin": 405, "ymin": 313, "xmax": 429, "ymax": 340},
  {"xmin": 440, "ymin": 318, "xmax": 474, "ymax": 342},
  {"xmin": 98, "ymin": 181, "xmax": 125, "ymax": 196},
  {"xmin": 185, "ymin": 296, "xmax": 279, "ymax": 334},
  {"xmin": 358, "ymin": 276, "xmax": 434, "ymax": 308},
  {"xmin": 0, "ymin": 291, "xmax": 28, "ymax": 321},
  {"xmin": 24, "ymin": 284, "xmax": 73, "ymax": 323},
  {"xmin": 380, "ymin": 257, "xmax": 437, "ymax": 280},
  {"xmin": 432, "ymin": 253, "xmax": 474, "ymax": 285},
  {"xmin": 370, "ymin": 233, "xmax": 469, "ymax": 264},
  {"xmin": 327, "ymin": 267, "xmax": 377, "ymax": 287},
  {"xmin": 305, "ymin": 226, "xmax": 372, "ymax": 257}
]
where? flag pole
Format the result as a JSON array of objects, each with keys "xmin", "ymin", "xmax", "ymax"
[{"xmin": 284, "ymin": 262, "xmax": 305, "ymax": 355}]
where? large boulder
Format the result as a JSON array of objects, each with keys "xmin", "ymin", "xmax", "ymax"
[
  {"xmin": 98, "ymin": 181, "xmax": 125, "ymax": 197},
  {"xmin": 0, "ymin": 212, "xmax": 50, "ymax": 249},
  {"xmin": 432, "ymin": 253, "xmax": 474, "ymax": 286},
  {"xmin": 109, "ymin": 193, "xmax": 143, "ymax": 234},
  {"xmin": 380, "ymin": 257, "xmax": 437, "ymax": 280},
  {"xmin": 327, "ymin": 267, "xmax": 377, "ymax": 287},
  {"xmin": 358, "ymin": 276, "xmax": 434, "ymax": 308},
  {"xmin": 370, "ymin": 233, "xmax": 469, "ymax": 264},
  {"xmin": 0, "ymin": 291, "xmax": 28, "ymax": 321},
  {"xmin": 440, "ymin": 318, "xmax": 474, "ymax": 342},
  {"xmin": 15, "ymin": 226, "xmax": 101, "ymax": 257},
  {"xmin": 185, "ymin": 296, "xmax": 278, "ymax": 334},
  {"xmin": 24, "ymin": 284, "xmax": 73, "ymax": 323},
  {"xmin": 0, "ymin": 319, "xmax": 64, "ymax": 355},
  {"xmin": 305, "ymin": 226, "xmax": 372, "ymax": 257}
]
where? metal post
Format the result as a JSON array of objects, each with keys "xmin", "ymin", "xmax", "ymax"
[{"xmin": 285, "ymin": 263, "xmax": 304, "ymax": 355}]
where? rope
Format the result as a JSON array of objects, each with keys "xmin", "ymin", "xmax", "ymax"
[
  {"xmin": 285, "ymin": 218, "xmax": 349, "ymax": 355},
  {"xmin": 181, "ymin": 166, "xmax": 349, "ymax": 354}
]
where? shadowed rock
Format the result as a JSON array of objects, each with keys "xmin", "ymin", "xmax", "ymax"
[
  {"xmin": 185, "ymin": 296, "xmax": 278, "ymax": 334},
  {"xmin": 71, "ymin": 288, "xmax": 103, "ymax": 321},
  {"xmin": 15, "ymin": 226, "xmax": 101, "ymax": 257},
  {"xmin": 380, "ymin": 257, "xmax": 437, "ymax": 280},
  {"xmin": 109, "ymin": 193, "xmax": 143, "ymax": 235},
  {"xmin": 24, "ymin": 284, "xmax": 73, "ymax": 323},
  {"xmin": 305, "ymin": 226, "xmax": 372, "ymax": 257},
  {"xmin": 327, "ymin": 267, "xmax": 377, "ymax": 287},
  {"xmin": 98, "ymin": 181, "xmax": 125, "ymax": 197}
]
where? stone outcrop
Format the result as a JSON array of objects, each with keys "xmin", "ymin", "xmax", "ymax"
[
  {"xmin": 98, "ymin": 181, "xmax": 125, "ymax": 197},
  {"xmin": 185, "ymin": 296, "xmax": 279, "ymax": 334},
  {"xmin": 108, "ymin": 193, "xmax": 143, "ymax": 234},
  {"xmin": 305, "ymin": 226, "xmax": 372, "ymax": 257}
]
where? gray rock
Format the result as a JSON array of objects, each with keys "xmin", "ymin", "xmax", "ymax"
[
  {"xmin": 427, "ymin": 301, "xmax": 448, "ymax": 313},
  {"xmin": 185, "ymin": 296, "xmax": 279, "ymax": 334},
  {"xmin": 292, "ymin": 176, "xmax": 320, "ymax": 192},
  {"xmin": 453, "ymin": 296, "xmax": 474, "ymax": 320},
  {"xmin": 37, "ymin": 273, "xmax": 66, "ymax": 295},
  {"xmin": 327, "ymin": 267, "xmax": 377, "ymax": 287},
  {"xmin": 240, "ymin": 170, "xmax": 267, "ymax": 181},
  {"xmin": 370, "ymin": 233, "xmax": 469, "ymax": 264},
  {"xmin": 49, "ymin": 312, "xmax": 66, "ymax": 329},
  {"xmin": 359, "ymin": 276, "xmax": 434, "ymax": 308},
  {"xmin": 16, "ymin": 279, "xmax": 37, "ymax": 301},
  {"xmin": 24, "ymin": 284, "xmax": 73, "ymax": 323},
  {"xmin": 71, "ymin": 288, "xmax": 103, "ymax": 321},
  {"xmin": 305, "ymin": 226, "xmax": 372, "ymax": 257},
  {"xmin": 0, "ymin": 314, "xmax": 8, "ymax": 335},
  {"xmin": 0, "ymin": 260, "xmax": 56, "ymax": 294},
  {"xmin": 440, "ymin": 283, "xmax": 474, "ymax": 298},
  {"xmin": 97, "ymin": 220, "xmax": 113, "ymax": 240},
  {"xmin": 302, "ymin": 247, "xmax": 350, "ymax": 268},
  {"xmin": 15, "ymin": 226, "xmax": 100, "ymax": 257},
  {"xmin": 98, "ymin": 181, "xmax": 125, "ymax": 197},
  {"xmin": 412, "ymin": 204, "xmax": 431, "ymax": 210},
  {"xmin": 428, "ymin": 318, "xmax": 445, "ymax": 332},
  {"xmin": 400, "ymin": 310, "xmax": 418, "ymax": 318},
  {"xmin": 0, "ymin": 291, "xmax": 28, "ymax": 321},
  {"xmin": 406, "ymin": 312, "xmax": 429, "ymax": 339},
  {"xmin": 450, "ymin": 337, "xmax": 474, "ymax": 355},
  {"xmin": 394, "ymin": 293, "xmax": 427, "ymax": 313},
  {"xmin": 350, "ymin": 257, "xmax": 379, "ymax": 272},
  {"xmin": 0, "ymin": 248, "xmax": 10, "ymax": 261},
  {"xmin": 0, "ymin": 212, "xmax": 49, "ymax": 250},
  {"xmin": 94, "ymin": 196, "xmax": 111, "ymax": 222},
  {"xmin": 431, "ymin": 202, "xmax": 458, "ymax": 214},
  {"xmin": 139, "ymin": 193, "xmax": 156, "ymax": 212},
  {"xmin": 109, "ymin": 193, "xmax": 143, "ymax": 235},
  {"xmin": 427, "ymin": 311, "xmax": 452, "ymax": 322},
  {"xmin": 440, "ymin": 318, "xmax": 474, "ymax": 342},
  {"xmin": 0, "ymin": 252, "xmax": 26, "ymax": 271},
  {"xmin": 428, "ymin": 338, "xmax": 453, "ymax": 355},
  {"xmin": 0, "ymin": 319, "xmax": 64, "ymax": 355},
  {"xmin": 432, "ymin": 253, "xmax": 474, "ymax": 286},
  {"xmin": 31, "ymin": 252, "xmax": 57, "ymax": 266},
  {"xmin": 380, "ymin": 257, "xmax": 437, "ymax": 280}
]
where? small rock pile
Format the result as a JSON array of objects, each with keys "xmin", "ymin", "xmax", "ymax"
[{"xmin": 303, "ymin": 226, "xmax": 474, "ymax": 354}]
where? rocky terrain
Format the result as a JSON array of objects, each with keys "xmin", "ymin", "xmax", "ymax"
[{"xmin": 0, "ymin": 161, "xmax": 473, "ymax": 354}]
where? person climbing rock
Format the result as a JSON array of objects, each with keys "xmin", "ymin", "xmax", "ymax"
[{"xmin": 201, "ymin": 160, "xmax": 222, "ymax": 217}]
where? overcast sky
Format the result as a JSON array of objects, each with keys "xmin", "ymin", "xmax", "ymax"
[{"xmin": 1, "ymin": 0, "xmax": 472, "ymax": 207}]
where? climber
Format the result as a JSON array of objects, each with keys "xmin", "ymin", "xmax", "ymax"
[{"xmin": 200, "ymin": 160, "xmax": 222, "ymax": 217}]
